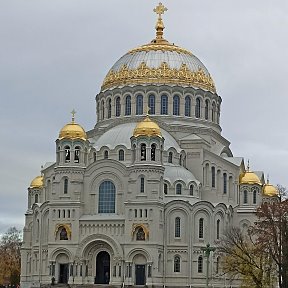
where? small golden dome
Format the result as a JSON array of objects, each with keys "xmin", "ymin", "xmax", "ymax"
[
  {"xmin": 30, "ymin": 176, "xmax": 43, "ymax": 189},
  {"xmin": 58, "ymin": 111, "xmax": 87, "ymax": 141},
  {"xmin": 239, "ymin": 171, "xmax": 262, "ymax": 185},
  {"xmin": 133, "ymin": 116, "xmax": 162, "ymax": 138},
  {"xmin": 263, "ymin": 182, "xmax": 279, "ymax": 197}
]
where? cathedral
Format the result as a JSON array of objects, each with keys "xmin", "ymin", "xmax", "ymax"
[{"xmin": 20, "ymin": 3, "xmax": 279, "ymax": 288}]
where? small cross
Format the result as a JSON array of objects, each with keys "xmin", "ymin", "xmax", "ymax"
[
  {"xmin": 153, "ymin": 2, "xmax": 167, "ymax": 20},
  {"xmin": 71, "ymin": 109, "xmax": 76, "ymax": 122}
]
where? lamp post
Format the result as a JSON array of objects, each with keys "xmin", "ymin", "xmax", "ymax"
[{"xmin": 201, "ymin": 243, "xmax": 216, "ymax": 288}]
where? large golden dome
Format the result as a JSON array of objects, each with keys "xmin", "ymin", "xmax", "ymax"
[
  {"xmin": 30, "ymin": 176, "xmax": 44, "ymax": 189},
  {"xmin": 239, "ymin": 171, "xmax": 262, "ymax": 185},
  {"xmin": 59, "ymin": 111, "xmax": 87, "ymax": 141},
  {"xmin": 101, "ymin": 3, "xmax": 216, "ymax": 93},
  {"xmin": 263, "ymin": 182, "xmax": 278, "ymax": 197},
  {"xmin": 133, "ymin": 116, "xmax": 162, "ymax": 138}
]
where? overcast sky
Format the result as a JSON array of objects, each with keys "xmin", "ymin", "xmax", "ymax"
[{"xmin": 0, "ymin": 0, "xmax": 288, "ymax": 234}]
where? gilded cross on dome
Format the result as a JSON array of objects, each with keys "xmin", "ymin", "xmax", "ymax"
[
  {"xmin": 71, "ymin": 109, "xmax": 76, "ymax": 123},
  {"xmin": 153, "ymin": 2, "xmax": 167, "ymax": 20}
]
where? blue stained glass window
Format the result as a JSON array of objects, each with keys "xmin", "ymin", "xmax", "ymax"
[
  {"xmin": 161, "ymin": 95, "xmax": 168, "ymax": 115},
  {"xmin": 136, "ymin": 95, "xmax": 143, "ymax": 115},
  {"xmin": 148, "ymin": 94, "xmax": 155, "ymax": 115},
  {"xmin": 98, "ymin": 181, "xmax": 116, "ymax": 213},
  {"xmin": 173, "ymin": 95, "xmax": 180, "ymax": 116},
  {"xmin": 185, "ymin": 96, "xmax": 191, "ymax": 116},
  {"xmin": 125, "ymin": 96, "xmax": 131, "ymax": 115},
  {"xmin": 175, "ymin": 217, "xmax": 180, "ymax": 237},
  {"xmin": 115, "ymin": 97, "xmax": 121, "ymax": 117}
]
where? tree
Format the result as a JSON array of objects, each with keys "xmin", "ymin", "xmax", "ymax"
[
  {"xmin": 0, "ymin": 227, "xmax": 22, "ymax": 285},
  {"xmin": 254, "ymin": 200, "xmax": 288, "ymax": 288},
  {"xmin": 217, "ymin": 226, "xmax": 275, "ymax": 288}
]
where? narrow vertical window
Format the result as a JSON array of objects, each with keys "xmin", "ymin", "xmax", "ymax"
[
  {"xmin": 185, "ymin": 96, "xmax": 191, "ymax": 116},
  {"xmin": 198, "ymin": 256, "xmax": 203, "ymax": 273},
  {"xmin": 189, "ymin": 185, "xmax": 194, "ymax": 196},
  {"xmin": 161, "ymin": 95, "xmax": 168, "ymax": 115},
  {"xmin": 140, "ymin": 144, "xmax": 146, "ymax": 161},
  {"xmin": 107, "ymin": 98, "xmax": 112, "ymax": 119},
  {"xmin": 104, "ymin": 150, "xmax": 109, "ymax": 159},
  {"xmin": 211, "ymin": 167, "xmax": 216, "ymax": 188},
  {"xmin": 64, "ymin": 178, "xmax": 68, "ymax": 194},
  {"xmin": 136, "ymin": 95, "xmax": 143, "ymax": 115},
  {"xmin": 148, "ymin": 94, "xmax": 155, "ymax": 115},
  {"xmin": 118, "ymin": 149, "xmax": 124, "ymax": 161},
  {"xmin": 173, "ymin": 95, "xmax": 180, "ymax": 116},
  {"xmin": 205, "ymin": 99, "xmax": 209, "ymax": 120},
  {"xmin": 164, "ymin": 183, "xmax": 168, "ymax": 195},
  {"xmin": 140, "ymin": 177, "xmax": 145, "ymax": 193},
  {"xmin": 34, "ymin": 194, "xmax": 38, "ymax": 203},
  {"xmin": 244, "ymin": 190, "xmax": 248, "ymax": 204},
  {"xmin": 168, "ymin": 152, "xmax": 173, "ymax": 163},
  {"xmin": 216, "ymin": 219, "xmax": 220, "ymax": 239},
  {"xmin": 253, "ymin": 190, "xmax": 257, "ymax": 204},
  {"xmin": 175, "ymin": 217, "xmax": 180, "ymax": 237},
  {"xmin": 93, "ymin": 152, "xmax": 97, "ymax": 162},
  {"xmin": 65, "ymin": 146, "xmax": 70, "ymax": 163},
  {"xmin": 174, "ymin": 256, "xmax": 180, "ymax": 272},
  {"xmin": 151, "ymin": 144, "xmax": 156, "ymax": 161},
  {"xmin": 216, "ymin": 257, "xmax": 220, "ymax": 274},
  {"xmin": 212, "ymin": 102, "xmax": 216, "ymax": 122},
  {"xmin": 199, "ymin": 218, "xmax": 204, "ymax": 239},
  {"xmin": 195, "ymin": 98, "xmax": 201, "ymax": 118},
  {"xmin": 98, "ymin": 181, "xmax": 116, "ymax": 213},
  {"xmin": 125, "ymin": 95, "xmax": 131, "ymax": 115},
  {"xmin": 176, "ymin": 183, "xmax": 182, "ymax": 195},
  {"xmin": 223, "ymin": 173, "xmax": 227, "ymax": 194},
  {"xmin": 115, "ymin": 97, "xmax": 121, "ymax": 117},
  {"xmin": 101, "ymin": 100, "xmax": 105, "ymax": 119},
  {"xmin": 74, "ymin": 146, "xmax": 80, "ymax": 163}
]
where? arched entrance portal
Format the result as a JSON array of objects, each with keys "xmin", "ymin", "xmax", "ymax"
[{"xmin": 95, "ymin": 251, "xmax": 110, "ymax": 284}]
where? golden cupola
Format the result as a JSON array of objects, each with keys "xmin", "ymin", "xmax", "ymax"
[
  {"xmin": 133, "ymin": 116, "xmax": 162, "ymax": 138},
  {"xmin": 30, "ymin": 175, "xmax": 44, "ymax": 189},
  {"xmin": 58, "ymin": 110, "xmax": 87, "ymax": 141},
  {"xmin": 101, "ymin": 3, "xmax": 216, "ymax": 93},
  {"xmin": 263, "ymin": 180, "xmax": 278, "ymax": 197},
  {"xmin": 239, "ymin": 163, "xmax": 262, "ymax": 185}
]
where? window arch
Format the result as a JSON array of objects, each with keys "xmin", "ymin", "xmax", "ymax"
[
  {"xmin": 136, "ymin": 94, "xmax": 143, "ymax": 115},
  {"xmin": 136, "ymin": 227, "xmax": 145, "ymax": 240},
  {"xmin": 161, "ymin": 95, "xmax": 168, "ymax": 115},
  {"xmin": 164, "ymin": 183, "xmax": 168, "ymax": 195},
  {"xmin": 173, "ymin": 95, "xmax": 180, "ymax": 116},
  {"xmin": 64, "ymin": 178, "xmax": 68, "ymax": 194},
  {"xmin": 174, "ymin": 256, "xmax": 180, "ymax": 272},
  {"xmin": 244, "ymin": 190, "xmax": 248, "ymax": 204},
  {"xmin": 185, "ymin": 96, "xmax": 191, "ymax": 116},
  {"xmin": 104, "ymin": 150, "xmax": 109, "ymax": 159},
  {"xmin": 148, "ymin": 94, "xmax": 155, "ymax": 115},
  {"xmin": 212, "ymin": 102, "xmax": 216, "ymax": 122},
  {"xmin": 176, "ymin": 183, "xmax": 182, "ymax": 195},
  {"xmin": 107, "ymin": 98, "xmax": 112, "ymax": 119},
  {"xmin": 151, "ymin": 144, "xmax": 156, "ymax": 161},
  {"xmin": 65, "ymin": 146, "xmax": 70, "ymax": 163},
  {"xmin": 223, "ymin": 173, "xmax": 227, "ymax": 194},
  {"xmin": 198, "ymin": 256, "xmax": 203, "ymax": 273},
  {"xmin": 168, "ymin": 152, "xmax": 173, "ymax": 163},
  {"xmin": 189, "ymin": 184, "xmax": 194, "ymax": 195},
  {"xmin": 140, "ymin": 144, "xmax": 146, "ymax": 161},
  {"xmin": 216, "ymin": 219, "xmax": 220, "ymax": 239},
  {"xmin": 98, "ymin": 181, "xmax": 116, "ymax": 213},
  {"xmin": 195, "ymin": 98, "xmax": 201, "ymax": 118},
  {"xmin": 211, "ymin": 167, "xmax": 216, "ymax": 188},
  {"xmin": 253, "ymin": 189, "xmax": 257, "ymax": 204},
  {"xmin": 199, "ymin": 218, "xmax": 204, "ymax": 239},
  {"xmin": 118, "ymin": 149, "xmax": 124, "ymax": 161},
  {"xmin": 74, "ymin": 146, "xmax": 80, "ymax": 163},
  {"xmin": 34, "ymin": 194, "xmax": 38, "ymax": 203},
  {"xmin": 175, "ymin": 217, "xmax": 180, "ymax": 237},
  {"xmin": 125, "ymin": 95, "xmax": 131, "ymax": 115},
  {"xmin": 205, "ymin": 99, "xmax": 210, "ymax": 120},
  {"xmin": 115, "ymin": 97, "xmax": 121, "ymax": 117}
]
